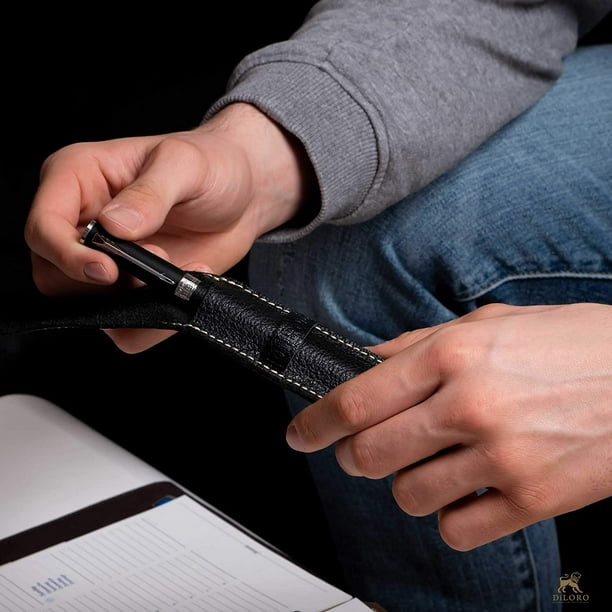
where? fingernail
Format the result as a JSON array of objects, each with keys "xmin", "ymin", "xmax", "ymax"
[
  {"xmin": 286, "ymin": 424, "xmax": 305, "ymax": 451},
  {"xmin": 84, "ymin": 262, "xmax": 111, "ymax": 283},
  {"xmin": 101, "ymin": 205, "xmax": 143, "ymax": 233}
]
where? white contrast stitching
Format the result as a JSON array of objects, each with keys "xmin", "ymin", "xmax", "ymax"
[
  {"xmin": 313, "ymin": 325, "xmax": 382, "ymax": 362},
  {"xmin": 166, "ymin": 320, "xmax": 325, "ymax": 399},
  {"xmin": 161, "ymin": 274, "xmax": 383, "ymax": 399},
  {"xmin": 210, "ymin": 273, "xmax": 291, "ymax": 313},
  {"xmin": 206, "ymin": 274, "xmax": 381, "ymax": 362}
]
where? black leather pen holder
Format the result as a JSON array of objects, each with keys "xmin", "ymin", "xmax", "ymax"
[{"xmin": 0, "ymin": 272, "xmax": 382, "ymax": 402}]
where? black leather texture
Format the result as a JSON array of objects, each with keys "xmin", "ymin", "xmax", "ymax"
[{"xmin": 1, "ymin": 272, "xmax": 382, "ymax": 402}]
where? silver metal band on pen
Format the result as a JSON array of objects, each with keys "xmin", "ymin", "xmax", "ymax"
[{"xmin": 172, "ymin": 273, "xmax": 200, "ymax": 301}]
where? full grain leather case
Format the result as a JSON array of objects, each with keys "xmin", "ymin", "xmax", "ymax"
[{"xmin": 1, "ymin": 272, "xmax": 382, "ymax": 402}]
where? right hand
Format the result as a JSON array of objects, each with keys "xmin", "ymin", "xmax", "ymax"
[
  {"xmin": 24, "ymin": 103, "xmax": 315, "ymax": 352},
  {"xmin": 286, "ymin": 302, "xmax": 612, "ymax": 550}
]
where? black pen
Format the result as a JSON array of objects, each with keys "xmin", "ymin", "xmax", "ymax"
[{"xmin": 80, "ymin": 220, "xmax": 201, "ymax": 302}]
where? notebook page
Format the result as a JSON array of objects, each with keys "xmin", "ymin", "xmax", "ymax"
[{"xmin": 0, "ymin": 495, "xmax": 369, "ymax": 611}]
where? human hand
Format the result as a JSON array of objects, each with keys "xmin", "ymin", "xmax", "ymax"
[
  {"xmin": 25, "ymin": 103, "xmax": 315, "ymax": 352},
  {"xmin": 286, "ymin": 303, "xmax": 612, "ymax": 550}
]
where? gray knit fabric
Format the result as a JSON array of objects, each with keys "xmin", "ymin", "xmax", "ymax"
[{"xmin": 205, "ymin": 1, "xmax": 611, "ymax": 242}]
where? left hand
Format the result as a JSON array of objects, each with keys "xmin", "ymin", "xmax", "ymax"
[
  {"xmin": 24, "ymin": 103, "xmax": 314, "ymax": 353},
  {"xmin": 285, "ymin": 303, "xmax": 612, "ymax": 550}
]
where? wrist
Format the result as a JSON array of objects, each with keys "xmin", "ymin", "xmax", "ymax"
[{"xmin": 201, "ymin": 102, "xmax": 318, "ymax": 236}]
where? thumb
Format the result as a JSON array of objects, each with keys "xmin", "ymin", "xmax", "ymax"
[
  {"xmin": 98, "ymin": 180, "xmax": 174, "ymax": 240},
  {"xmin": 98, "ymin": 139, "xmax": 204, "ymax": 239}
]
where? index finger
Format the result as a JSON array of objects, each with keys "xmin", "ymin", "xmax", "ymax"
[
  {"xmin": 286, "ymin": 337, "xmax": 440, "ymax": 453},
  {"xmin": 25, "ymin": 154, "xmax": 117, "ymax": 285}
]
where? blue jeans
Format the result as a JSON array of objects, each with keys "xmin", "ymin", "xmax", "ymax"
[{"xmin": 249, "ymin": 45, "xmax": 612, "ymax": 611}]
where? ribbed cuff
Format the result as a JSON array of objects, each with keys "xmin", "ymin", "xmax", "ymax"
[{"xmin": 205, "ymin": 59, "xmax": 379, "ymax": 242}]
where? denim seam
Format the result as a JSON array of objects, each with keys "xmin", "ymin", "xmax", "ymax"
[
  {"xmin": 521, "ymin": 527, "xmax": 542, "ymax": 612},
  {"xmin": 457, "ymin": 271, "xmax": 612, "ymax": 302},
  {"xmin": 510, "ymin": 528, "xmax": 540, "ymax": 612}
]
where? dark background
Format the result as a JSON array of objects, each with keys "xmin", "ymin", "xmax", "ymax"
[
  {"xmin": 1, "ymin": 3, "xmax": 610, "ymax": 606},
  {"xmin": 0, "ymin": 0, "xmax": 344, "ymax": 587}
]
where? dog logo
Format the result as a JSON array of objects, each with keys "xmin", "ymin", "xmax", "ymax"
[{"xmin": 558, "ymin": 572, "xmax": 583, "ymax": 594}]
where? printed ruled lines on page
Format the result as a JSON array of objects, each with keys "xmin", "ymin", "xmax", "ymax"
[{"xmin": 0, "ymin": 495, "xmax": 354, "ymax": 612}]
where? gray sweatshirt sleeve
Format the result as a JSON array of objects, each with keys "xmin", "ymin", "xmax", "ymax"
[{"xmin": 205, "ymin": 0, "xmax": 611, "ymax": 242}]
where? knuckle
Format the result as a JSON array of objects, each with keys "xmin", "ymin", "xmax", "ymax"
[
  {"xmin": 391, "ymin": 474, "xmax": 429, "ymax": 516},
  {"xmin": 471, "ymin": 302, "xmax": 508, "ymax": 319},
  {"xmin": 437, "ymin": 514, "xmax": 475, "ymax": 551},
  {"xmin": 345, "ymin": 433, "xmax": 385, "ymax": 478},
  {"xmin": 124, "ymin": 178, "xmax": 162, "ymax": 202},
  {"xmin": 474, "ymin": 444, "xmax": 532, "ymax": 483},
  {"xmin": 38, "ymin": 147, "xmax": 67, "ymax": 174},
  {"xmin": 333, "ymin": 386, "xmax": 372, "ymax": 432},
  {"xmin": 437, "ymin": 387, "xmax": 495, "ymax": 436},
  {"xmin": 503, "ymin": 484, "xmax": 549, "ymax": 519},
  {"xmin": 39, "ymin": 142, "xmax": 92, "ymax": 176},
  {"xmin": 154, "ymin": 136, "xmax": 201, "ymax": 164},
  {"xmin": 430, "ymin": 327, "xmax": 477, "ymax": 374},
  {"xmin": 296, "ymin": 418, "xmax": 320, "ymax": 447},
  {"xmin": 459, "ymin": 394, "xmax": 495, "ymax": 433},
  {"xmin": 23, "ymin": 213, "xmax": 47, "ymax": 251}
]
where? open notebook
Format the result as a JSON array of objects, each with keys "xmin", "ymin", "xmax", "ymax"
[{"xmin": 0, "ymin": 394, "xmax": 375, "ymax": 611}]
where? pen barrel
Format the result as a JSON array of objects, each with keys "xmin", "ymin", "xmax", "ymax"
[
  {"xmin": 78, "ymin": 220, "xmax": 382, "ymax": 399},
  {"xmin": 80, "ymin": 221, "xmax": 185, "ymax": 291}
]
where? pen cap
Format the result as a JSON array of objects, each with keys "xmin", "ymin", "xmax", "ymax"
[{"xmin": 80, "ymin": 220, "xmax": 185, "ymax": 291}]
